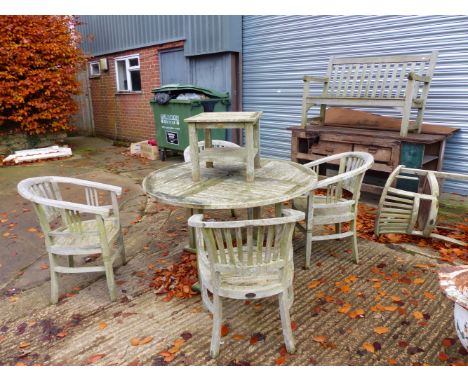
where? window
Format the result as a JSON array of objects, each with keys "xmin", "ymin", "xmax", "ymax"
[
  {"xmin": 88, "ymin": 61, "xmax": 100, "ymax": 77},
  {"xmin": 115, "ymin": 55, "xmax": 141, "ymax": 92}
]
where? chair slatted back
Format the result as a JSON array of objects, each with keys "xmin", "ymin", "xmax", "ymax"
[
  {"xmin": 325, "ymin": 52, "xmax": 438, "ymax": 100},
  {"xmin": 190, "ymin": 210, "xmax": 304, "ymax": 277},
  {"xmin": 310, "ymin": 152, "xmax": 374, "ymax": 204}
]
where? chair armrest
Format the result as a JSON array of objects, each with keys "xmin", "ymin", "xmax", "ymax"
[
  {"xmin": 39, "ymin": 198, "xmax": 113, "ymax": 217},
  {"xmin": 50, "ymin": 176, "xmax": 122, "ymax": 196},
  {"xmin": 303, "ymin": 75, "xmax": 329, "ymax": 83},
  {"xmin": 407, "ymin": 72, "xmax": 431, "ymax": 83}
]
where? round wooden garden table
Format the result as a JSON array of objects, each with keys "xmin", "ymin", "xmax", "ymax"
[{"xmin": 142, "ymin": 158, "xmax": 317, "ymax": 248}]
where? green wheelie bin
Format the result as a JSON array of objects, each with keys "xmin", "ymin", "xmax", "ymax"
[{"xmin": 150, "ymin": 84, "xmax": 230, "ymax": 161}]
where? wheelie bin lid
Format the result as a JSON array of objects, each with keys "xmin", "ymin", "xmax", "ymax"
[{"xmin": 151, "ymin": 84, "xmax": 229, "ymax": 99}]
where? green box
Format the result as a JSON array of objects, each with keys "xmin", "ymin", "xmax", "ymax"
[{"xmin": 150, "ymin": 84, "xmax": 230, "ymax": 160}]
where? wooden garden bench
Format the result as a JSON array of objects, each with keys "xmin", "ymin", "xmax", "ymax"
[{"xmin": 301, "ymin": 51, "xmax": 438, "ymax": 136}]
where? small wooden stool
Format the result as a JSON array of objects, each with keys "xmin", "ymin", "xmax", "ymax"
[{"xmin": 185, "ymin": 111, "xmax": 262, "ymax": 182}]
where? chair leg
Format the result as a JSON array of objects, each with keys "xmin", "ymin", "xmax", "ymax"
[
  {"xmin": 117, "ymin": 230, "xmax": 127, "ymax": 265},
  {"xmin": 305, "ymin": 230, "xmax": 313, "ymax": 269},
  {"xmin": 350, "ymin": 218, "xmax": 359, "ymax": 264},
  {"xmin": 102, "ymin": 249, "xmax": 117, "ymax": 302},
  {"xmin": 230, "ymin": 209, "xmax": 236, "ymax": 218},
  {"xmin": 278, "ymin": 291, "xmax": 295, "ymax": 354},
  {"xmin": 335, "ymin": 223, "xmax": 341, "ymax": 234},
  {"xmin": 210, "ymin": 294, "xmax": 223, "ymax": 358},
  {"xmin": 48, "ymin": 252, "xmax": 59, "ymax": 304}
]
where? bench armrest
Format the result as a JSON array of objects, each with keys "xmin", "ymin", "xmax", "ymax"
[
  {"xmin": 303, "ymin": 75, "xmax": 329, "ymax": 83},
  {"xmin": 407, "ymin": 72, "xmax": 431, "ymax": 83}
]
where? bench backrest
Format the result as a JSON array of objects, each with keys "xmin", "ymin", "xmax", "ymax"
[{"xmin": 324, "ymin": 51, "xmax": 438, "ymax": 99}]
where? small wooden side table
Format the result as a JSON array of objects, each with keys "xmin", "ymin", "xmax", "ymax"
[{"xmin": 185, "ymin": 111, "xmax": 262, "ymax": 182}]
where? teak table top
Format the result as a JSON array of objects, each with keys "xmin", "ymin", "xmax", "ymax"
[{"xmin": 142, "ymin": 159, "xmax": 317, "ymax": 210}]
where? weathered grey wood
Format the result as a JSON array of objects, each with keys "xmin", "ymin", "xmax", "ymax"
[
  {"xmin": 301, "ymin": 52, "xmax": 438, "ymax": 136},
  {"xmin": 143, "ymin": 159, "xmax": 318, "ymax": 210},
  {"xmin": 185, "ymin": 112, "xmax": 263, "ymax": 182},
  {"xmin": 188, "ymin": 209, "xmax": 304, "ymax": 357},
  {"xmin": 188, "ymin": 123, "xmax": 201, "ymax": 182},
  {"xmin": 293, "ymin": 152, "xmax": 374, "ymax": 266},
  {"xmin": 17, "ymin": 176, "xmax": 126, "ymax": 303},
  {"xmin": 375, "ymin": 165, "xmax": 468, "ymax": 246}
]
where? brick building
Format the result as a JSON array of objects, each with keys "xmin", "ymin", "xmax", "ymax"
[{"xmin": 77, "ymin": 16, "xmax": 242, "ymax": 142}]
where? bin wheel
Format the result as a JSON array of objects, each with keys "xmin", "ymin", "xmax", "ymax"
[{"xmin": 159, "ymin": 149, "xmax": 166, "ymax": 161}]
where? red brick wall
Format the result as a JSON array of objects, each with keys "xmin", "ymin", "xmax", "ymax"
[{"xmin": 88, "ymin": 40, "xmax": 184, "ymax": 142}]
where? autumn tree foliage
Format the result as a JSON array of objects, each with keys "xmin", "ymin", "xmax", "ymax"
[{"xmin": 0, "ymin": 16, "xmax": 85, "ymax": 135}]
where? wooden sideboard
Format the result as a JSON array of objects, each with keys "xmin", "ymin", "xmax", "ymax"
[{"xmin": 289, "ymin": 123, "xmax": 457, "ymax": 194}]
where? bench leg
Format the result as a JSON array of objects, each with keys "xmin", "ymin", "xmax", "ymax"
[
  {"xmin": 415, "ymin": 106, "xmax": 425, "ymax": 134},
  {"xmin": 319, "ymin": 104, "xmax": 327, "ymax": 125}
]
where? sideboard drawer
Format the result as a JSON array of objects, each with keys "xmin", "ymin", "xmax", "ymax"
[
  {"xmin": 354, "ymin": 144, "xmax": 392, "ymax": 163},
  {"xmin": 311, "ymin": 141, "xmax": 353, "ymax": 156}
]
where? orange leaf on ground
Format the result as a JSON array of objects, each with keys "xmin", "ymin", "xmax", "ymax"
[
  {"xmin": 291, "ymin": 321, "xmax": 298, "ymax": 331},
  {"xmin": 439, "ymin": 352, "xmax": 449, "ymax": 362},
  {"xmin": 348, "ymin": 308, "xmax": 365, "ymax": 318},
  {"xmin": 344, "ymin": 275, "xmax": 358, "ymax": 283},
  {"xmin": 338, "ymin": 303, "xmax": 352, "ymax": 314},
  {"xmin": 362, "ymin": 342, "xmax": 375, "ymax": 353},
  {"xmin": 414, "ymin": 278, "xmax": 425, "ymax": 285},
  {"xmin": 99, "ymin": 322, "xmax": 108, "ymax": 329},
  {"xmin": 130, "ymin": 338, "xmax": 141, "ymax": 346},
  {"xmin": 340, "ymin": 284, "xmax": 350, "ymax": 293},
  {"xmin": 86, "ymin": 354, "xmax": 106, "ymax": 364},
  {"xmin": 39, "ymin": 263, "xmax": 49, "ymax": 270},
  {"xmin": 275, "ymin": 356, "xmax": 286, "ymax": 365},
  {"xmin": 313, "ymin": 335, "xmax": 327, "ymax": 344},
  {"xmin": 388, "ymin": 358, "xmax": 397, "ymax": 365},
  {"xmin": 19, "ymin": 341, "xmax": 30, "ymax": 348},
  {"xmin": 373, "ymin": 327, "xmax": 389, "ymax": 334},
  {"xmin": 221, "ymin": 324, "xmax": 230, "ymax": 337},
  {"xmin": 308, "ymin": 279, "xmax": 322, "ymax": 289},
  {"xmin": 423, "ymin": 291, "xmax": 435, "ymax": 300},
  {"xmin": 56, "ymin": 331, "xmax": 67, "ymax": 338},
  {"xmin": 139, "ymin": 336, "xmax": 153, "ymax": 345},
  {"xmin": 232, "ymin": 334, "xmax": 245, "ymax": 341},
  {"xmin": 390, "ymin": 295, "xmax": 401, "ymax": 302},
  {"xmin": 384, "ymin": 305, "xmax": 398, "ymax": 312},
  {"xmin": 413, "ymin": 311, "xmax": 424, "ymax": 320}
]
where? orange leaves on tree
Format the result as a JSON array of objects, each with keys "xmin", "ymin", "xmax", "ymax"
[{"xmin": 0, "ymin": 16, "xmax": 85, "ymax": 135}]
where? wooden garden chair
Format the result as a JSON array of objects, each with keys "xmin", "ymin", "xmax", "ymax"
[
  {"xmin": 293, "ymin": 152, "xmax": 374, "ymax": 267},
  {"xmin": 375, "ymin": 165, "xmax": 468, "ymax": 245},
  {"xmin": 188, "ymin": 208, "xmax": 305, "ymax": 358},
  {"xmin": 17, "ymin": 176, "xmax": 126, "ymax": 303}
]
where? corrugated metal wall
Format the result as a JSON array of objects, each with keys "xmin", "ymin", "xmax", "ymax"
[
  {"xmin": 242, "ymin": 16, "xmax": 468, "ymax": 194},
  {"xmin": 78, "ymin": 15, "xmax": 242, "ymax": 57}
]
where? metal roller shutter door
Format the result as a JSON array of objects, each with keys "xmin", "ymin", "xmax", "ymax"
[{"xmin": 242, "ymin": 15, "xmax": 468, "ymax": 194}]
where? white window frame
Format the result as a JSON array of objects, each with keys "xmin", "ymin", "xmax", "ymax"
[
  {"xmin": 115, "ymin": 54, "xmax": 141, "ymax": 92},
  {"xmin": 88, "ymin": 61, "xmax": 100, "ymax": 77}
]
